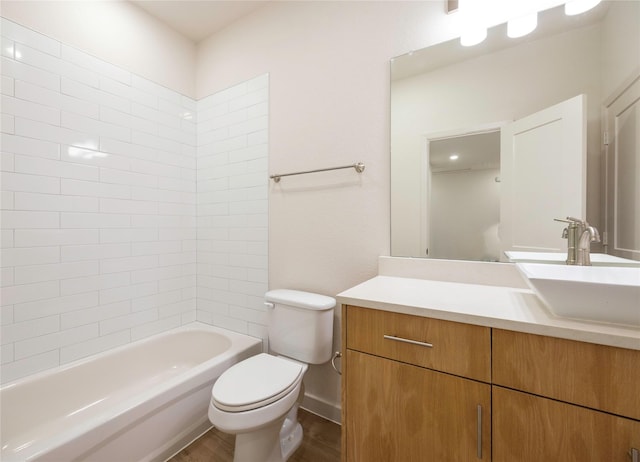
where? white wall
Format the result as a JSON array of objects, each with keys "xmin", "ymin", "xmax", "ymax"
[
  {"xmin": 0, "ymin": 18, "xmax": 198, "ymax": 383},
  {"xmin": 430, "ymin": 169, "xmax": 501, "ymax": 261},
  {"xmin": 0, "ymin": 0, "xmax": 196, "ymax": 97}
]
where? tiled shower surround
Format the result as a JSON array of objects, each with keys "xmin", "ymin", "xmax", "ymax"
[{"xmin": 0, "ymin": 18, "xmax": 269, "ymax": 384}]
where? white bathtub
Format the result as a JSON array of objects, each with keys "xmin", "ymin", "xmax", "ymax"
[{"xmin": 0, "ymin": 323, "xmax": 262, "ymax": 462}]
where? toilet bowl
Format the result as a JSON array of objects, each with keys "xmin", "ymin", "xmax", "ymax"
[
  {"xmin": 208, "ymin": 290, "xmax": 335, "ymax": 462},
  {"xmin": 208, "ymin": 354, "xmax": 308, "ymax": 462},
  {"xmin": 209, "ymin": 353, "xmax": 307, "ymax": 432}
]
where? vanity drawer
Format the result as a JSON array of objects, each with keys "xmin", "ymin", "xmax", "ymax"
[
  {"xmin": 345, "ymin": 305, "xmax": 491, "ymax": 382},
  {"xmin": 493, "ymin": 329, "xmax": 640, "ymax": 420}
]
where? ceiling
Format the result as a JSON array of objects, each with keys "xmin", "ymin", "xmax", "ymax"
[
  {"xmin": 430, "ymin": 131, "xmax": 500, "ymax": 173},
  {"xmin": 130, "ymin": 0, "xmax": 268, "ymax": 42}
]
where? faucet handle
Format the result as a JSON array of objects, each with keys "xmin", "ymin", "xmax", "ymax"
[
  {"xmin": 554, "ymin": 217, "xmax": 585, "ymax": 225},
  {"xmin": 566, "ymin": 216, "xmax": 587, "ymax": 225}
]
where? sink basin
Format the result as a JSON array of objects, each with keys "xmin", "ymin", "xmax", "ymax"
[
  {"xmin": 505, "ymin": 251, "xmax": 640, "ymax": 267},
  {"xmin": 516, "ymin": 263, "xmax": 640, "ymax": 326}
]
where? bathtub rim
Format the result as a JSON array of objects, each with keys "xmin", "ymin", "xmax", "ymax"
[
  {"xmin": 1, "ymin": 322, "xmax": 260, "ymax": 390},
  {"xmin": 0, "ymin": 322, "xmax": 263, "ymax": 462}
]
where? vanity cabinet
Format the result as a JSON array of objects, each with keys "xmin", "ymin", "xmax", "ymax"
[
  {"xmin": 342, "ymin": 305, "xmax": 492, "ymax": 461},
  {"xmin": 493, "ymin": 387, "xmax": 640, "ymax": 461},
  {"xmin": 342, "ymin": 306, "xmax": 640, "ymax": 462},
  {"xmin": 492, "ymin": 329, "xmax": 640, "ymax": 462}
]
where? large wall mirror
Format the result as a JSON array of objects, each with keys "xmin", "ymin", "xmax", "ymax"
[{"xmin": 390, "ymin": 0, "xmax": 640, "ymax": 262}]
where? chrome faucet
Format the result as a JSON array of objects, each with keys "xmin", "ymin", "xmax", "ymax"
[
  {"xmin": 555, "ymin": 217, "xmax": 586, "ymax": 265},
  {"xmin": 576, "ymin": 225, "xmax": 600, "ymax": 266},
  {"xmin": 555, "ymin": 217, "xmax": 600, "ymax": 265}
]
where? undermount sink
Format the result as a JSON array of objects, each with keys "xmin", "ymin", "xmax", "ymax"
[
  {"xmin": 516, "ymin": 263, "xmax": 640, "ymax": 326},
  {"xmin": 505, "ymin": 251, "xmax": 640, "ymax": 267}
]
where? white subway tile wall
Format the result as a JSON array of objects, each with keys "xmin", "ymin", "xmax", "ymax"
[
  {"xmin": 196, "ymin": 74, "xmax": 269, "ymax": 341},
  {"xmin": 0, "ymin": 18, "xmax": 269, "ymax": 384}
]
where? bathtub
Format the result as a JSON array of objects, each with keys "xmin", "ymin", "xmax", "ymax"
[{"xmin": 0, "ymin": 323, "xmax": 262, "ymax": 462}]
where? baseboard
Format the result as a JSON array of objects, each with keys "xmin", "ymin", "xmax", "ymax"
[{"xmin": 301, "ymin": 392, "xmax": 342, "ymax": 425}]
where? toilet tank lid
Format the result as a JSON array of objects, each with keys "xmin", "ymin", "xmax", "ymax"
[{"xmin": 265, "ymin": 289, "xmax": 336, "ymax": 310}]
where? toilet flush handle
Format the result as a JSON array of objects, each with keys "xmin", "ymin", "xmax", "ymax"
[
  {"xmin": 264, "ymin": 302, "xmax": 275, "ymax": 309},
  {"xmin": 331, "ymin": 351, "xmax": 342, "ymax": 375}
]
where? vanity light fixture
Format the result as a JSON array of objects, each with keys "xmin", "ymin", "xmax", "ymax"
[
  {"xmin": 456, "ymin": 0, "xmax": 602, "ymax": 46},
  {"xmin": 459, "ymin": 0, "xmax": 489, "ymax": 46}
]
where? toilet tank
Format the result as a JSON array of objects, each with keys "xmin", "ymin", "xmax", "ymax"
[{"xmin": 265, "ymin": 289, "xmax": 335, "ymax": 364}]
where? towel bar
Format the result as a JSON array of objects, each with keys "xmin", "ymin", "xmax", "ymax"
[{"xmin": 270, "ymin": 162, "xmax": 365, "ymax": 182}]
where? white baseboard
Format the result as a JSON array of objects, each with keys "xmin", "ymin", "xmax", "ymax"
[{"xmin": 301, "ymin": 392, "xmax": 342, "ymax": 425}]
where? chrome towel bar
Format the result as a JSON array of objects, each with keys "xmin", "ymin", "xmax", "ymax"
[{"xmin": 270, "ymin": 162, "xmax": 365, "ymax": 183}]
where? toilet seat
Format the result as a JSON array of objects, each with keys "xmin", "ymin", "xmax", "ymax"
[{"xmin": 212, "ymin": 354, "xmax": 304, "ymax": 412}]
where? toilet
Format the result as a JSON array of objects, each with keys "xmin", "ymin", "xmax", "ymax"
[{"xmin": 208, "ymin": 289, "xmax": 335, "ymax": 462}]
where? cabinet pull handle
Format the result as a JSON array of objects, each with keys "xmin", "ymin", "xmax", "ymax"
[
  {"xmin": 383, "ymin": 334, "xmax": 433, "ymax": 348},
  {"xmin": 630, "ymin": 448, "xmax": 639, "ymax": 462},
  {"xmin": 477, "ymin": 404, "xmax": 483, "ymax": 459}
]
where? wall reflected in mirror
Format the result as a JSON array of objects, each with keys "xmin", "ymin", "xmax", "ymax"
[{"xmin": 390, "ymin": 0, "xmax": 640, "ymax": 262}]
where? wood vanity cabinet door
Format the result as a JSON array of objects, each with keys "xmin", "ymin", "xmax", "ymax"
[
  {"xmin": 493, "ymin": 386, "xmax": 640, "ymax": 462},
  {"xmin": 344, "ymin": 350, "xmax": 491, "ymax": 462},
  {"xmin": 493, "ymin": 329, "xmax": 640, "ymax": 420}
]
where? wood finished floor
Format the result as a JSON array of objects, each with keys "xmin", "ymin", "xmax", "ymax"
[{"xmin": 168, "ymin": 409, "xmax": 341, "ymax": 462}]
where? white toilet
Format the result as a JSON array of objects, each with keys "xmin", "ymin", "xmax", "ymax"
[{"xmin": 208, "ymin": 289, "xmax": 335, "ymax": 462}]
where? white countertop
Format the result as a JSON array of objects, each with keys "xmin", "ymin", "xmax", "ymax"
[
  {"xmin": 337, "ymin": 274, "xmax": 640, "ymax": 351},
  {"xmin": 505, "ymin": 251, "xmax": 640, "ymax": 266}
]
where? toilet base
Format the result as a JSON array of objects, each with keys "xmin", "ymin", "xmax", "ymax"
[
  {"xmin": 233, "ymin": 418, "xmax": 285, "ymax": 462},
  {"xmin": 230, "ymin": 416, "xmax": 303, "ymax": 462},
  {"xmin": 222, "ymin": 372, "xmax": 307, "ymax": 462},
  {"xmin": 280, "ymin": 404, "xmax": 303, "ymax": 460}
]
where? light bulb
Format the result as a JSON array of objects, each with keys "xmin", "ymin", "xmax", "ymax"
[
  {"xmin": 508, "ymin": 12, "xmax": 538, "ymax": 38},
  {"xmin": 565, "ymin": 0, "xmax": 601, "ymax": 16},
  {"xmin": 461, "ymin": 27, "xmax": 488, "ymax": 47}
]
